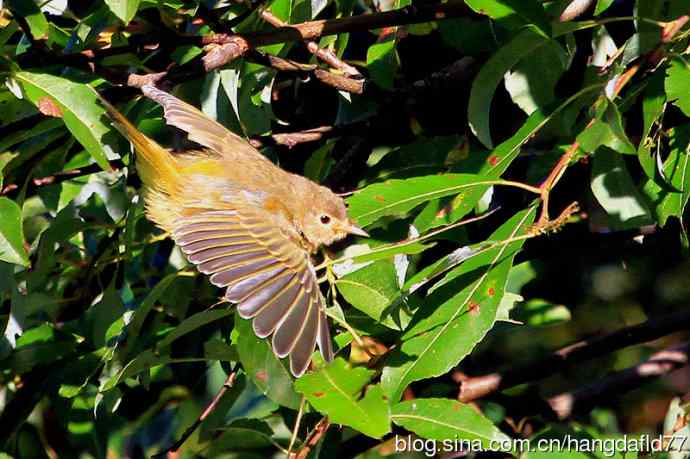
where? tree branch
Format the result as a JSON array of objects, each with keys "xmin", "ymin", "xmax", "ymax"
[
  {"xmin": 258, "ymin": 9, "xmax": 362, "ymax": 78},
  {"xmin": 152, "ymin": 371, "xmax": 237, "ymax": 458},
  {"xmin": 201, "ymin": 1, "xmax": 470, "ymax": 70},
  {"xmin": 459, "ymin": 310, "xmax": 690, "ymax": 403},
  {"xmin": 292, "ymin": 417, "xmax": 330, "ymax": 459},
  {"xmin": 547, "ymin": 342, "xmax": 690, "ymax": 419},
  {"xmin": 534, "ymin": 10, "xmax": 690, "ymax": 229}
]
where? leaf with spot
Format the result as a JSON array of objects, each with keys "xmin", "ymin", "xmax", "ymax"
[
  {"xmin": 9, "ymin": 72, "xmax": 117, "ymax": 171},
  {"xmin": 347, "ymin": 174, "xmax": 492, "ymax": 228},
  {"xmin": 381, "ymin": 207, "xmax": 536, "ymax": 402},
  {"xmin": 235, "ymin": 312, "xmax": 301, "ymax": 409},
  {"xmin": 295, "ymin": 358, "xmax": 391, "ymax": 439},
  {"xmin": 392, "ymin": 398, "xmax": 511, "ymax": 448}
]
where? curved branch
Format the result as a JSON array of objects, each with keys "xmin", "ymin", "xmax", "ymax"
[
  {"xmin": 459, "ymin": 310, "xmax": 690, "ymax": 403},
  {"xmin": 548, "ymin": 342, "xmax": 690, "ymax": 419}
]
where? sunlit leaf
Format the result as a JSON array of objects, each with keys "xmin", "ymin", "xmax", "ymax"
[
  {"xmin": 382, "ymin": 207, "xmax": 536, "ymax": 401},
  {"xmin": 235, "ymin": 312, "xmax": 301, "ymax": 409},
  {"xmin": 392, "ymin": 398, "xmax": 511, "ymax": 448},
  {"xmin": 468, "ymin": 26, "xmax": 549, "ymax": 148},
  {"xmin": 0, "ymin": 197, "xmax": 29, "ymax": 267},
  {"xmin": 10, "ymin": 72, "xmax": 116, "ymax": 171},
  {"xmin": 295, "ymin": 358, "xmax": 391, "ymax": 438}
]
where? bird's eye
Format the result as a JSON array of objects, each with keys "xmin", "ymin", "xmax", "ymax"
[{"xmin": 320, "ymin": 215, "xmax": 331, "ymax": 225}]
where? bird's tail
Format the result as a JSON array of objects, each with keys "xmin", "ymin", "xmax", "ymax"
[{"xmin": 96, "ymin": 90, "xmax": 180, "ymax": 194}]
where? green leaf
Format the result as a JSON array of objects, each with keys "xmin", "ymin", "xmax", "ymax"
[
  {"xmin": 0, "ymin": 89, "xmax": 38, "ymax": 126},
  {"xmin": 504, "ymin": 40, "xmax": 568, "ymax": 115},
  {"xmin": 468, "ymin": 26, "xmax": 550, "ymax": 148},
  {"xmin": 464, "ymin": 0, "xmax": 551, "ymax": 35},
  {"xmin": 638, "ymin": 71, "xmax": 667, "ymax": 179},
  {"xmin": 304, "ymin": 142, "xmax": 335, "ymax": 183},
  {"xmin": 643, "ymin": 126, "xmax": 690, "ymax": 226},
  {"xmin": 103, "ymin": 0, "xmax": 142, "ymax": 24},
  {"xmin": 595, "ymin": 0, "xmax": 615, "ymax": 15},
  {"xmin": 101, "ymin": 349, "xmax": 209, "ymax": 391},
  {"xmin": 416, "ymin": 83, "xmax": 603, "ymax": 232},
  {"xmin": 295, "ymin": 358, "xmax": 391, "ymax": 438},
  {"xmin": 382, "ymin": 207, "xmax": 536, "ymax": 402},
  {"xmin": 591, "ymin": 147, "xmax": 653, "ymax": 230},
  {"xmin": 235, "ymin": 312, "xmax": 301, "ymax": 409},
  {"xmin": 407, "ymin": 207, "xmax": 536, "ymax": 336},
  {"xmin": 10, "ymin": 72, "xmax": 116, "ymax": 171},
  {"xmin": 156, "ymin": 309, "xmax": 234, "ymax": 349},
  {"xmin": 514, "ymin": 299, "xmax": 572, "ymax": 327},
  {"xmin": 391, "ymin": 398, "xmax": 511, "ymax": 449},
  {"xmin": 208, "ymin": 419, "xmax": 278, "ymax": 454},
  {"xmin": 6, "ymin": 0, "xmax": 48, "ymax": 40},
  {"xmin": 439, "ymin": 18, "xmax": 496, "ymax": 56},
  {"xmin": 117, "ymin": 273, "xmax": 182, "ymax": 359},
  {"xmin": 577, "ymin": 102, "xmax": 636, "ymax": 155},
  {"xmin": 0, "ymin": 197, "xmax": 29, "ymax": 267},
  {"xmin": 666, "ymin": 57, "xmax": 690, "ymax": 117},
  {"xmin": 336, "ymin": 259, "xmax": 410, "ymax": 330},
  {"xmin": 367, "ymin": 36, "xmax": 399, "ymax": 90},
  {"xmin": 347, "ymin": 174, "xmax": 491, "ymax": 228}
]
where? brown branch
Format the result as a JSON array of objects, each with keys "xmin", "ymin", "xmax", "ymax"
[
  {"xmin": 313, "ymin": 68, "xmax": 364, "ymax": 94},
  {"xmin": 152, "ymin": 371, "xmax": 237, "ymax": 458},
  {"xmin": 201, "ymin": 1, "xmax": 470, "ymax": 70},
  {"xmin": 291, "ymin": 417, "xmax": 330, "ymax": 459},
  {"xmin": 259, "ymin": 9, "xmax": 362, "ymax": 77},
  {"xmin": 534, "ymin": 10, "xmax": 690, "ymax": 228},
  {"xmin": 246, "ymin": 49, "xmax": 317, "ymax": 72},
  {"xmin": 127, "ymin": 48, "xmax": 364, "ymax": 94},
  {"xmin": 547, "ymin": 342, "xmax": 690, "ymax": 419},
  {"xmin": 250, "ymin": 126, "xmax": 335, "ymax": 148},
  {"xmin": 559, "ymin": 0, "xmax": 595, "ymax": 22},
  {"xmin": 459, "ymin": 310, "xmax": 690, "ymax": 403}
]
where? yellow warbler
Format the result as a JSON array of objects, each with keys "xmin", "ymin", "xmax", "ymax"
[{"xmin": 100, "ymin": 85, "xmax": 367, "ymax": 376}]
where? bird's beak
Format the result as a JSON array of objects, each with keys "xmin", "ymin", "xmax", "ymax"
[{"xmin": 346, "ymin": 222, "xmax": 369, "ymax": 237}]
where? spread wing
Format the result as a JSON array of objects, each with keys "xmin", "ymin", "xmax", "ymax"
[
  {"xmin": 171, "ymin": 207, "xmax": 333, "ymax": 377},
  {"xmin": 141, "ymin": 84, "xmax": 261, "ymax": 159}
]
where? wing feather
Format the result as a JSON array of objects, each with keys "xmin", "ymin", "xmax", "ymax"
[
  {"xmin": 289, "ymin": 298, "xmax": 319, "ymax": 377},
  {"xmin": 272, "ymin": 289, "xmax": 311, "ymax": 358},
  {"xmin": 171, "ymin": 208, "xmax": 332, "ymax": 376},
  {"xmin": 142, "ymin": 84, "xmax": 262, "ymax": 160}
]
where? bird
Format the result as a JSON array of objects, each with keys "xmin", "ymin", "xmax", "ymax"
[{"xmin": 99, "ymin": 84, "xmax": 368, "ymax": 376}]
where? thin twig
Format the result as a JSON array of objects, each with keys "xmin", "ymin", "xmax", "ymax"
[
  {"xmin": 287, "ymin": 396, "xmax": 306, "ymax": 457},
  {"xmin": 152, "ymin": 371, "xmax": 237, "ymax": 458},
  {"xmin": 459, "ymin": 310, "xmax": 690, "ymax": 403},
  {"xmin": 534, "ymin": 10, "xmax": 690, "ymax": 228},
  {"xmin": 259, "ymin": 9, "xmax": 362, "ymax": 78},
  {"xmin": 201, "ymin": 1, "xmax": 470, "ymax": 70},
  {"xmin": 292, "ymin": 417, "xmax": 330, "ymax": 459}
]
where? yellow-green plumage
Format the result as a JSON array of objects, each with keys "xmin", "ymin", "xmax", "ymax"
[{"xmin": 99, "ymin": 85, "xmax": 366, "ymax": 376}]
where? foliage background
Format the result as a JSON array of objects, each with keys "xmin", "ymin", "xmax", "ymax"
[{"xmin": 1, "ymin": 0, "xmax": 690, "ymax": 457}]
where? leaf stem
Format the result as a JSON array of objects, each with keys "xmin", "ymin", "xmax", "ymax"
[
  {"xmin": 287, "ymin": 396, "xmax": 306, "ymax": 457},
  {"xmin": 315, "ymin": 208, "xmax": 500, "ymax": 270}
]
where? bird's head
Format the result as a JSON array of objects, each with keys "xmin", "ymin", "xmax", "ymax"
[{"xmin": 298, "ymin": 184, "xmax": 368, "ymax": 249}]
